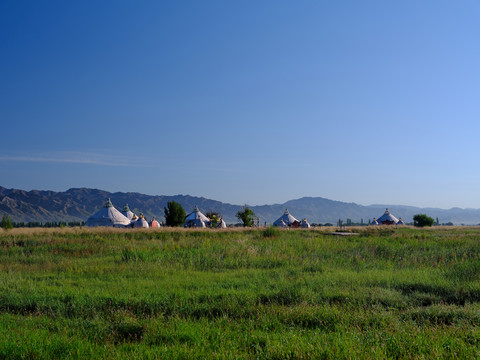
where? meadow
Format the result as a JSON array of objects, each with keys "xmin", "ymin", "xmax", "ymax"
[{"xmin": 0, "ymin": 226, "xmax": 480, "ymax": 359}]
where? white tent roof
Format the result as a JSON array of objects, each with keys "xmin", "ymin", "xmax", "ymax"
[
  {"xmin": 121, "ymin": 204, "xmax": 135, "ymax": 220},
  {"xmin": 273, "ymin": 209, "xmax": 299, "ymax": 227},
  {"xmin": 86, "ymin": 198, "xmax": 131, "ymax": 227},
  {"xmin": 301, "ymin": 219, "xmax": 311, "ymax": 228},
  {"xmin": 217, "ymin": 219, "xmax": 227, "ymax": 228},
  {"xmin": 376, "ymin": 208, "xmax": 399, "ymax": 224},
  {"xmin": 184, "ymin": 206, "xmax": 210, "ymax": 225},
  {"xmin": 133, "ymin": 214, "xmax": 149, "ymax": 228}
]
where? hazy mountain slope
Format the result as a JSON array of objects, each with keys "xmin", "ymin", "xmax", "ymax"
[{"xmin": 0, "ymin": 186, "xmax": 479, "ymax": 225}]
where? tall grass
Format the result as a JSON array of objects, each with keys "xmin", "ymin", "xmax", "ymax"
[{"xmin": 0, "ymin": 227, "xmax": 480, "ymax": 358}]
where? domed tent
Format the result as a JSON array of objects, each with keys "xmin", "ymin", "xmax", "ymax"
[
  {"xmin": 301, "ymin": 219, "xmax": 311, "ymax": 228},
  {"xmin": 133, "ymin": 213, "xmax": 149, "ymax": 228},
  {"xmin": 86, "ymin": 198, "xmax": 131, "ymax": 227},
  {"xmin": 376, "ymin": 208, "xmax": 400, "ymax": 225},
  {"xmin": 184, "ymin": 206, "xmax": 210, "ymax": 228},
  {"xmin": 273, "ymin": 209, "xmax": 300, "ymax": 228},
  {"xmin": 121, "ymin": 204, "xmax": 136, "ymax": 220},
  {"xmin": 150, "ymin": 217, "xmax": 161, "ymax": 228}
]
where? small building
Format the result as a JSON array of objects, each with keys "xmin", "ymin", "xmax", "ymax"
[
  {"xmin": 150, "ymin": 217, "xmax": 161, "ymax": 228},
  {"xmin": 301, "ymin": 219, "xmax": 311, "ymax": 228},
  {"xmin": 375, "ymin": 208, "xmax": 400, "ymax": 225},
  {"xmin": 370, "ymin": 218, "xmax": 379, "ymax": 225},
  {"xmin": 121, "ymin": 204, "xmax": 136, "ymax": 220},
  {"xmin": 133, "ymin": 213, "xmax": 149, "ymax": 228},
  {"xmin": 86, "ymin": 198, "xmax": 131, "ymax": 227},
  {"xmin": 273, "ymin": 209, "xmax": 301, "ymax": 228},
  {"xmin": 184, "ymin": 206, "xmax": 210, "ymax": 228}
]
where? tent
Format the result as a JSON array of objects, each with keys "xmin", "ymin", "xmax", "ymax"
[
  {"xmin": 376, "ymin": 208, "xmax": 400, "ymax": 225},
  {"xmin": 273, "ymin": 209, "xmax": 300, "ymax": 227},
  {"xmin": 217, "ymin": 219, "xmax": 227, "ymax": 228},
  {"xmin": 370, "ymin": 218, "xmax": 379, "ymax": 225},
  {"xmin": 86, "ymin": 198, "xmax": 131, "ymax": 227},
  {"xmin": 150, "ymin": 217, "xmax": 161, "ymax": 228},
  {"xmin": 121, "ymin": 204, "xmax": 136, "ymax": 220},
  {"xmin": 396, "ymin": 218, "xmax": 405, "ymax": 225},
  {"xmin": 133, "ymin": 214, "xmax": 149, "ymax": 228},
  {"xmin": 184, "ymin": 206, "xmax": 210, "ymax": 228},
  {"xmin": 301, "ymin": 219, "xmax": 311, "ymax": 228}
]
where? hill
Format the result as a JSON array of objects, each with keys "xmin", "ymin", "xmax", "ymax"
[{"xmin": 1, "ymin": 186, "xmax": 480, "ymax": 225}]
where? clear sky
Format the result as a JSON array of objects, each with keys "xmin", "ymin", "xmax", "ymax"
[{"xmin": 1, "ymin": 1, "xmax": 480, "ymax": 208}]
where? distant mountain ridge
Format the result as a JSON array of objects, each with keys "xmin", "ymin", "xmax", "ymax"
[{"xmin": 1, "ymin": 186, "xmax": 480, "ymax": 225}]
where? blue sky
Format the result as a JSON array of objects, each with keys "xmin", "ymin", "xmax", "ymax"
[{"xmin": 1, "ymin": 1, "xmax": 480, "ymax": 208}]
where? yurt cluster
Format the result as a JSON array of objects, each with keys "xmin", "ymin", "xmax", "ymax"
[
  {"xmin": 85, "ymin": 199, "xmax": 405, "ymax": 228},
  {"xmin": 85, "ymin": 199, "xmax": 227, "ymax": 228}
]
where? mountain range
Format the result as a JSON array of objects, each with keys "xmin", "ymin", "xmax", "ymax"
[{"xmin": 1, "ymin": 186, "xmax": 480, "ymax": 225}]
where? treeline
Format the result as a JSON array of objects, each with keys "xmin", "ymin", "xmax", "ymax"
[{"xmin": 12, "ymin": 221, "xmax": 85, "ymax": 228}]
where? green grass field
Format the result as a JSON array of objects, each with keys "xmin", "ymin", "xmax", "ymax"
[{"xmin": 1, "ymin": 226, "xmax": 480, "ymax": 359}]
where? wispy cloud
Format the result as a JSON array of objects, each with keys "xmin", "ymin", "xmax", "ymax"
[{"xmin": 0, "ymin": 152, "xmax": 150, "ymax": 167}]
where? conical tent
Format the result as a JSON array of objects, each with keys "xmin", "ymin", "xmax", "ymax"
[
  {"xmin": 150, "ymin": 217, "xmax": 161, "ymax": 228},
  {"xmin": 86, "ymin": 198, "xmax": 131, "ymax": 227},
  {"xmin": 133, "ymin": 214, "xmax": 149, "ymax": 228},
  {"xmin": 121, "ymin": 204, "xmax": 135, "ymax": 220},
  {"xmin": 301, "ymin": 219, "xmax": 311, "ymax": 228},
  {"xmin": 396, "ymin": 218, "xmax": 405, "ymax": 225},
  {"xmin": 376, "ymin": 208, "xmax": 399, "ymax": 225},
  {"xmin": 273, "ymin": 209, "xmax": 299, "ymax": 227},
  {"xmin": 370, "ymin": 218, "xmax": 379, "ymax": 225},
  {"xmin": 184, "ymin": 206, "xmax": 210, "ymax": 227},
  {"xmin": 217, "ymin": 219, "xmax": 227, "ymax": 228}
]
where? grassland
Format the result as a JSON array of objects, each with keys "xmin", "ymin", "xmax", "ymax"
[{"xmin": 1, "ymin": 226, "xmax": 480, "ymax": 359}]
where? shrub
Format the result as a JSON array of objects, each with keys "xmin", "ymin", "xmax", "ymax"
[{"xmin": 413, "ymin": 214, "xmax": 434, "ymax": 227}]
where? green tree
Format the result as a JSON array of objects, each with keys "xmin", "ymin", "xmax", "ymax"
[
  {"xmin": 164, "ymin": 201, "xmax": 186, "ymax": 227},
  {"xmin": 1, "ymin": 214, "xmax": 13, "ymax": 230},
  {"xmin": 236, "ymin": 207, "xmax": 257, "ymax": 227},
  {"xmin": 413, "ymin": 214, "xmax": 434, "ymax": 228},
  {"xmin": 206, "ymin": 212, "xmax": 220, "ymax": 228}
]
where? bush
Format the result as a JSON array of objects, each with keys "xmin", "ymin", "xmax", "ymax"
[
  {"xmin": 413, "ymin": 214, "xmax": 434, "ymax": 227},
  {"xmin": 164, "ymin": 201, "xmax": 186, "ymax": 227},
  {"xmin": 1, "ymin": 214, "xmax": 13, "ymax": 230}
]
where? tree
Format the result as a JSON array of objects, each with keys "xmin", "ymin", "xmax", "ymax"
[
  {"xmin": 206, "ymin": 212, "xmax": 220, "ymax": 228},
  {"xmin": 413, "ymin": 214, "xmax": 434, "ymax": 228},
  {"xmin": 236, "ymin": 207, "xmax": 257, "ymax": 227},
  {"xmin": 1, "ymin": 214, "xmax": 13, "ymax": 230},
  {"xmin": 164, "ymin": 201, "xmax": 186, "ymax": 227}
]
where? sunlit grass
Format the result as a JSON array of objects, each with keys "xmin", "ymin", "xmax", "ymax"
[{"xmin": 1, "ymin": 226, "xmax": 480, "ymax": 358}]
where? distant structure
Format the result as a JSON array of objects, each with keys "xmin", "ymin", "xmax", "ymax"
[
  {"xmin": 370, "ymin": 218, "xmax": 379, "ymax": 225},
  {"xmin": 132, "ymin": 213, "xmax": 149, "ymax": 228},
  {"xmin": 85, "ymin": 198, "xmax": 131, "ymax": 227},
  {"xmin": 121, "ymin": 204, "xmax": 136, "ymax": 220},
  {"xmin": 273, "ymin": 209, "xmax": 302, "ymax": 228},
  {"xmin": 301, "ymin": 219, "xmax": 311, "ymax": 228},
  {"xmin": 372, "ymin": 208, "xmax": 400, "ymax": 225},
  {"xmin": 150, "ymin": 217, "xmax": 161, "ymax": 228},
  {"xmin": 184, "ymin": 206, "xmax": 210, "ymax": 228},
  {"xmin": 396, "ymin": 218, "xmax": 405, "ymax": 225}
]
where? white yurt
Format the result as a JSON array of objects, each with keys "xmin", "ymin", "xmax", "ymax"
[
  {"xmin": 133, "ymin": 213, "xmax": 149, "ymax": 228},
  {"xmin": 121, "ymin": 204, "xmax": 136, "ymax": 220},
  {"xmin": 301, "ymin": 219, "xmax": 311, "ymax": 228},
  {"xmin": 184, "ymin": 206, "xmax": 210, "ymax": 228},
  {"xmin": 150, "ymin": 217, "xmax": 161, "ymax": 228},
  {"xmin": 376, "ymin": 208, "xmax": 400, "ymax": 225},
  {"xmin": 86, "ymin": 198, "xmax": 131, "ymax": 227},
  {"xmin": 273, "ymin": 209, "xmax": 300, "ymax": 227},
  {"xmin": 217, "ymin": 219, "xmax": 227, "ymax": 228}
]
